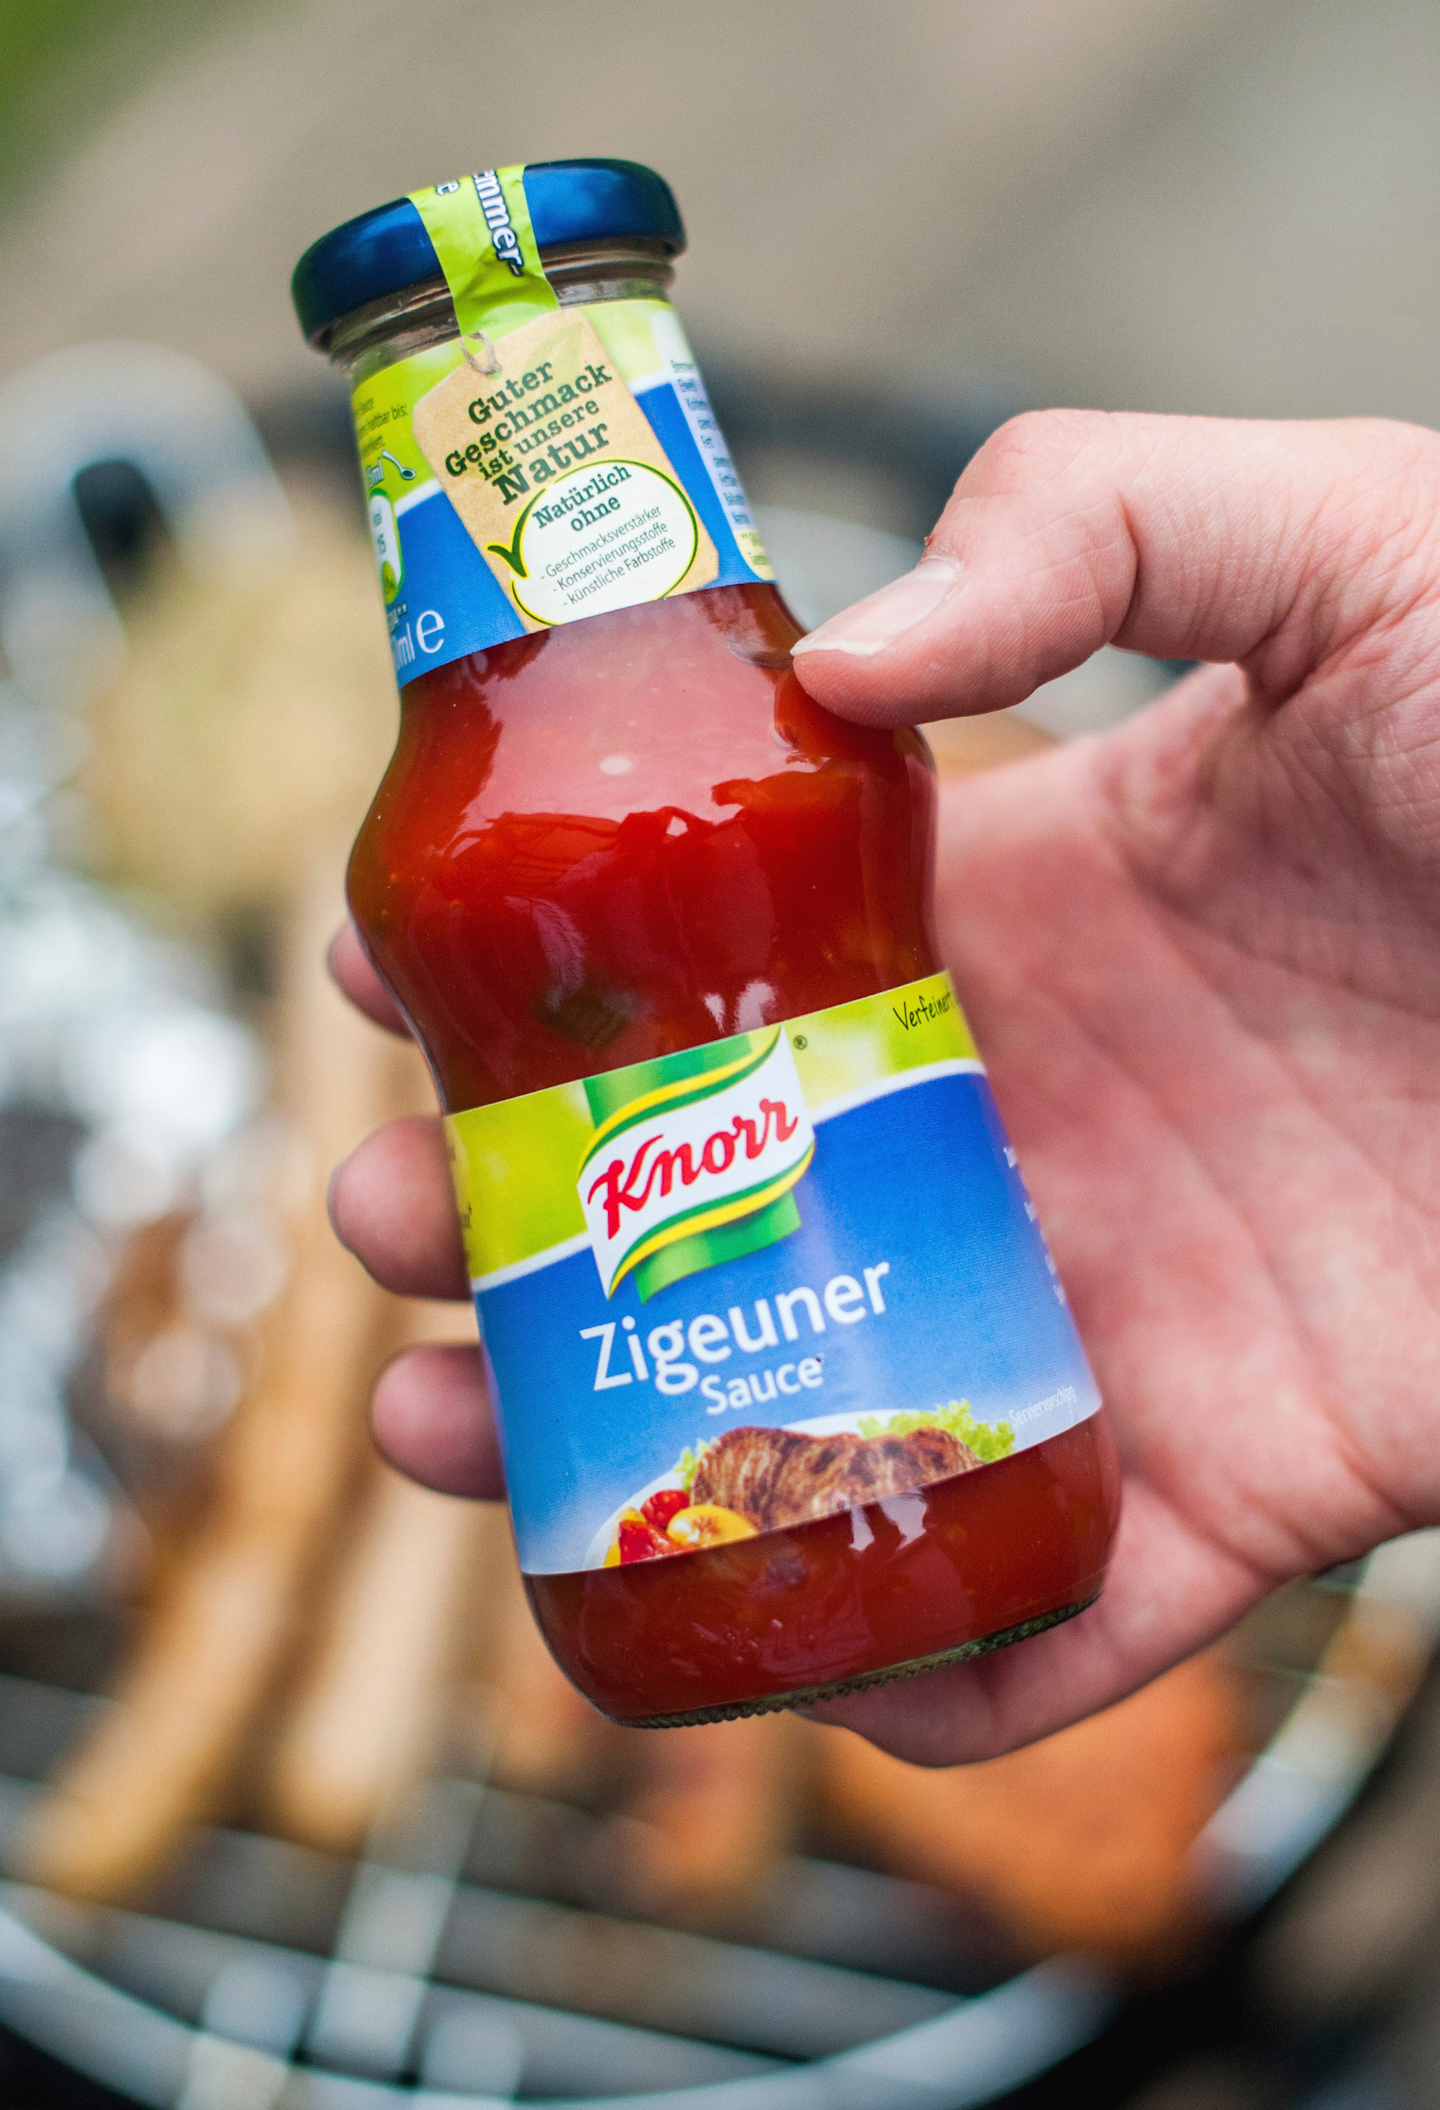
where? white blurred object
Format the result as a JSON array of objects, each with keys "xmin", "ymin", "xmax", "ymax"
[
  {"xmin": 0, "ymin": 348, "xmax": 285, "ymax": 1599},
  {"xmin": 0, "ymin": 863, "xmax": 263, "ymax": 1218},
  {"xmin": 62, "ymin": 1007, "xmax": 261, "ymax": 1166},
  {"xmin": 1198, "ymin": 1531, "xmax": 1440, "ymax": 1911},
  {"xmin": 0, "ymin": 1215, "xmax": 116, "ymax": 1592},
  {"xmin": 0, "ymin": 865, "xmax": 262, "ymax": 1592},
  {"xmin": 179, "ymin": 1204, "xmax": 290, "ymax": 1329},
  {"xmin": 754, "ymin": 503, "xmax": 923, "ymax": 634},
  {"xmin": 755, "ymin": 502, "xmax": 1174, "ymax": 737},
  {"xmin": 0, "ymin": 342, "xmax": 292, "ymax": 725},
  {"xmin": 119, "ymin": 1326, "xmax": 245, "ymax": 1445},
  {"xmin": 0, "ymin": 864, "xmax": 261, "ymax": 1594}
]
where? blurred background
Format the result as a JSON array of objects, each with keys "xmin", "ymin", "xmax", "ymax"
[{"xmin": 2, "ymin": 3, "xmax": 1440, "ymax": 2107}]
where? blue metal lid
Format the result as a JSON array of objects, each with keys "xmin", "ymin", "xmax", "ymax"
[{"xmin": 292, "ymin": 159, "xmax": 685, "ymax": 346}]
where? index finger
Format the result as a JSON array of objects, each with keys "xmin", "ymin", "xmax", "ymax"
[{"xmin": 328, "ymin": 921, "xmax": 411, "ymax": 1037}]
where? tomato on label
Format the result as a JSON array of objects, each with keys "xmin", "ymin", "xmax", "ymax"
[
  {"xmin": 617, "ymin": 1511, "xmax": 678, "ymax": 1564},
  {"xmin": 641, "ymin": 1488, "xmax": 691, "ymax": 1533}
]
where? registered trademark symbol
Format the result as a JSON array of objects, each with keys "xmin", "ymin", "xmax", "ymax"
[{"xmin": 793, "ymin": 1035, "xmax": 807, "ymax": 1049}]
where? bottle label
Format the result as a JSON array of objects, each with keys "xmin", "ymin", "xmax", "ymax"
[
  {"xmin": 447, "ymin": 973, "xmax": 1101, "ymax": 1576},
  {"xmin": 350, "ymin": 172, "xmax": 773, "ymax": 683}
]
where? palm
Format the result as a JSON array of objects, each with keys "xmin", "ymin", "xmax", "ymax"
[
  {"xmin": 824, "ymin": 664, "xmax": 1440, "ymax": 1759},
  {"xmin": 334, "ymin": 412, "xmax": 1440, "ymax": 1765}
]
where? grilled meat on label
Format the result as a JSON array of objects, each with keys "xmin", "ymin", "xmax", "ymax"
[{"xmin": 691, "ymin": 1423, "xmax": 980, "ymax": 1534}]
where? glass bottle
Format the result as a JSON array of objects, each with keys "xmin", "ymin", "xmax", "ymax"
[{"xmin": 294, "ymin": 162, "xmax": 1118, "ymax": 1725}]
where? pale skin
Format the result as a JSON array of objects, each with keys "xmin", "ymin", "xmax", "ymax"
[{"xmin": 329, "ymin": 410, "xmax": 1440, "ymax": 1766}]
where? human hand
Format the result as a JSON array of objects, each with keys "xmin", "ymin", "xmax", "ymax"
[{"xmin": 331, "ymin": 411, "xmax": 1440, "ymax": 1764}]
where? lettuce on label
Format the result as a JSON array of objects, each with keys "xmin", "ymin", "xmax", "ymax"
[{"xmin": 856, "ymin": 1401, "xmax": 1016, "ymax": 1465}]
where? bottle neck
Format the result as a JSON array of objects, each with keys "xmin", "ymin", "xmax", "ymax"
[
  {"xmin": 334, "ymin": 236, "xmax": 782, "ymax": 663},
  {"xmin": 327, "ymin": 239, "xmax": 678, "ymax": 382}
]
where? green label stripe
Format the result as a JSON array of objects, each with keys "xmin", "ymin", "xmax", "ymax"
[
  {"xmin": 605, "ymin": 1142, "xmax": 815, "ymax": 1295},
  {"xmin": 579, "ymin": 1031, "xmax": 779, "ymax": 1170},
  {"xmin": 408, "ymin": 167, "xmax": 559, "ymax": 348},
  {"xmin": 448, "ymin": 971, "xmax": 978, "ymax": 1282}
]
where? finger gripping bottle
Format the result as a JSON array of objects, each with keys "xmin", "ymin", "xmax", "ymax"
[{"xmin": 293, "ymin": 161, "xmax": 1119, "ymax": 1725}]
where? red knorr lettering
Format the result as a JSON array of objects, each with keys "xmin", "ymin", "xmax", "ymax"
[
  {"xmin": 585, "ymin": 1095, "xmax": 805, "ymax": 1240},
  {"xmin": 759, "ymin": 1097, "xmax": 799, "ymax": 1142},
  {"xmin": 586, "ymin": 1134, "xmax": 694, "ymax": 1238},
  {"xmin": 732, "ymin": 1113, "xmax": 762, "ymax": 1157}
]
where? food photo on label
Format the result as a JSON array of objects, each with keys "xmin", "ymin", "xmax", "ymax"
[{"xmin": 292, "ymin": 158, "xmax": 1120, "ymax": 1727}]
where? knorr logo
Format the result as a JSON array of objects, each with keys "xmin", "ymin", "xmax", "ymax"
[{"xmin": 578, "ymin": 1030, "xmax": 815, "ymax": 1299}]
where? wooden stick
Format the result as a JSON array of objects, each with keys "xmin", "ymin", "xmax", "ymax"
[
  {"xmin": 260, "ymin": 1303, "xmax": 486, "ymax": 1854},
  {"xmin": 21, "ymin": 869, "xmax": 405, "ymax": 1901}
]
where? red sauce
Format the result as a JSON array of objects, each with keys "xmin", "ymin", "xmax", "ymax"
[
  {"xmin": 348, "ymin": 579, "xmax": 1119, "ymax": 1723},
  {"xmin": 529, "ymin": 1423, "xmax": 1119, "ymax": 1725}
]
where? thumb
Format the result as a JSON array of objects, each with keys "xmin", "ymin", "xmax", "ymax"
[{"xmin": 790, "ymin": 409, "xmax": 1440, "ymax": 726}]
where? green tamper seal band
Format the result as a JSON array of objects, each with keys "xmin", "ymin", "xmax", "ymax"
[{"xmin": 408, "ymin": 166, "xmax": 559, "ymax": 349}]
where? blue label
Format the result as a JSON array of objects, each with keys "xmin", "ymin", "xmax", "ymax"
[
  {"xmin": 385, "ymin": 481, "xmax": 525, "ymax": 675},
  {"xmin": 466, "ymin": 1064, "xmax": 1100, "ymax": 1574}
]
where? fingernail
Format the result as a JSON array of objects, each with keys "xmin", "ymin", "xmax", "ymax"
[
  {"xmin": 791, "ymin": 555, "xmax": 959, "ymax": 659},
  {"xmin": 326, "ymin": 1156, "xmax": 349, "ymax": 1238}
]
